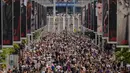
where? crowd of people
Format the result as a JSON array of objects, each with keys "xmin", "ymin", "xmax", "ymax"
[{"xmin": 6, "ymin": 31, "xmax": 130, "ymax": 73}]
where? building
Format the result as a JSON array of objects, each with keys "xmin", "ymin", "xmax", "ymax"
[{"xmin": 42, "ymin": 0, "xmax": 90, "ymax": 15}]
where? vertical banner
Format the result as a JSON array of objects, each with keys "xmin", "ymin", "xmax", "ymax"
[
  {"xmin": 117, "ymin": 0, "xmax": 129, "ymax": 47},
  {"xmin": 34, "ymin": 2, "xmax": 37, "ymax": 30},
  {"xmin": 39, "ymin": 3, "xmax": 42, "ymax": 28},
  {"xmin": 39, "ymin": 3, "xmax": 41, "ymax": 29},
  {"xmin": 13, "ymin": 0, "xmax": 21, "ymax": 43},
  {"xmin": 0, "ymin": 0, "xmax": 2, "ymax": 49},
  {"xmin": 102, "ymin": 0, "xmax": 109, "ymax": 38},
  {"xmin": 88, "ymin": 3, "xmax": 91, "ymax": 29},
  {"xmin": 2, "ymin": 0, "xmax": 13, "ymax": 47},
  {"xmin": 27, "ymin": 0, "xmax": 31, "ymax": 34},
  {"xmin": 37, "ymin": 3, "xmax": 40, "ymax": 29},
  {"xmin": 94, "ymin": 0, "xmax": 97, "ymax": 32},
  {"xmin": 41, "ymin": 5, "xmax": 44, "ymax": 27},
  {"xmin": 38, "ymin": 3, "xmax": 42, "ymax": 29},
  {"xmin": 37, "ymin": 2, "xmax": 40, "ymax": 30},
  {"xmin": 97, "ymin": 0, "xmax": 103, "ymax": 35},
  {"xmin": 35, "ymin": 2, "xmax": 38, "ymax": 30},
  {"xmin": 108, "ymin": 0, "xmax": 117, "ymax": 43},
  {"xmin": 31, "ymin": 1, "xmax": 35, "ymax": 33},
  {"xmin": 40, "ymin": 4, "xmax": 43, "ymax": 28},
  {"xmin": 36, "ymin": 2, "xmax": 39, "ymax": 30},
  {"xmin": 43, "ymin": 6, "xmax": 47, "ymax": 27},
  {"xmin": 85, "ymin": 9, "xmax": 88, "ymax": 28},
  {"xmin": 81, "ymin": 6, "xmax": 86, "ymax": 28},
  {"xmin": 21, "ymin": 0, "xmax": 27, "ymax": 38},
  {"xmin": 90, "ymin": 2, "xmax": 94, "ymax": 30}
]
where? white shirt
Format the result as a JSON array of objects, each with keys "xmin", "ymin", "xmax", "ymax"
[{"xmin": 56, "ymin": 65, "xmax": 61, "ymax": 70}]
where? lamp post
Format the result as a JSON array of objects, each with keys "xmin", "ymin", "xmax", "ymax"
[
  {"xmin": 66, "ymin": 0, "xmax": 68, "ymax": 29},
  {"xmin": 53, "ymin": 0, "xmax": 56, "ymax": 32},
  {"xmin": 65, "ymin": 1, "xmax": 69, "ymax": 41},
  {"xmin": 65, "ymin": 26, "xmax": 67, "ymax": 41}
]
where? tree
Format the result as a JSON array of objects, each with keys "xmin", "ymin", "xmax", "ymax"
[
  {"xmin": 115, "ymin": 48, "xmax": 130, "ymax": 64},
  {"xmin": 0, "ymin": 48, "xmax": 15, "ymax": 63},
  {"xmin": 33, "ymin": 31, "xmax": 40, "ymax": 40},
  {"xmin": 21, "ymin": 39, "xmax": 27, "ymax": 45},
  {"xmin": 0, "ymin": 43, "xmax": 20, "ymax": 62},
  {"xmin": 13, "ymin": 43, "xmax": 20, "ymax": 49}
]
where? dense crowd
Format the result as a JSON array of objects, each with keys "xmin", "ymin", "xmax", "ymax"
[{"xmin": 6, "ymin": 31, "xmax": 130, "ymax": 73}]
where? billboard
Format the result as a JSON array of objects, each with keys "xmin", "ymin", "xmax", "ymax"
[
  {"xmin": 97, "ymin": 0, "xmax": 103, "ymax": 35},
  {"xmin": 13, "ymin": 0, "xmax": 21, "ymax": 42},
  {"xmin": 2, "ymin": 0, "xmax": 13, "ymax": 47},
  {"xmin": 21, "ymin": 0, "xmax": 27, "ymax": 38},
  {"xmin": 27, "ymin": 0, "xmax": 31, "ymax": 34},
  {"xmin": 102, "ymin": 0, "xmax": 109, "ymax": 38},
  {"xmin": 108, "ymin": 0, "xmax": 117, "ymax": 43},
  {"xmin": 117, "ymin": 0, "xmax": 129, "ymax": 47}
]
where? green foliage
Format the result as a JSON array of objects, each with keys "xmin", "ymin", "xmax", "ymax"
[
  {"xmin": 22, "ymin": 39, "xmax": 27, "ymax": 44},
  {"xmin": 0, "ymin": 43, "xmax": 21, "ymax": 63},
  {"xmin": 2, "ymin": 48, "xmax": 15, "ymax": 55},
  {"xmin": 33, "ymin": 31, "xmax": 40, "ymax": 40},
  {"xmin": 115, "ymin": 48, "xmax": 130, "ymax": 64},
  {"xmin": 0, "ymin": 48, "xmax": 15, "ymax": 62},
  {"xmin": 115, "ymin": 48, "xmax": 121, "ymax": 52},
  {"xmin": 13, "ymin": 43, "xmax": 20, "ymax": 49},
  {"xmin": 84, "ymin": 31, "xmax": 95, "ymax": 39},
  {"xmin": 1, "ymin": 64, "xmax": 6, "ymax": 69}
]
